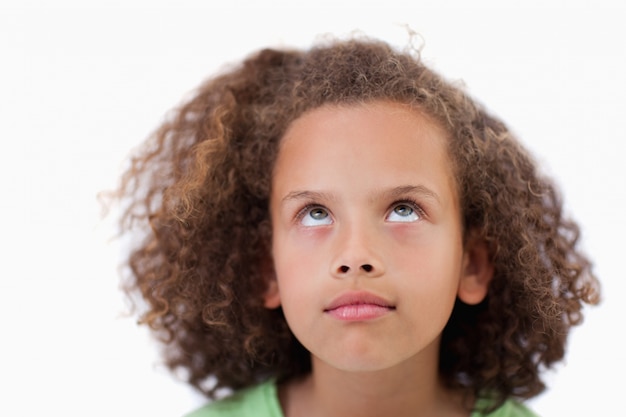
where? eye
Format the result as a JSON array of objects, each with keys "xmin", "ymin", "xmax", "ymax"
[
  {"xmin": 386, "ymin": 201, "xmax": 421, "ymax": 223},
  {"xmin": 300, "ymin": 206, "xmax": 333, "ymax": 227}
]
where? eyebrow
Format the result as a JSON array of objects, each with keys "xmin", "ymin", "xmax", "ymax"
[
  {"xmin": 383, "ymin": 185, "xmax": 441, "ymax": 204},
  {"xmin": 281, "ymin": 190, "xmax": 336, "ymax": 204},
  {"xmin": 281, "ymin": 185, "xmax": 441, "ymax": 205}
]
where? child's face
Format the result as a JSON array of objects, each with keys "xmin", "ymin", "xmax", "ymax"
[{"xmin": 267, "ymin": 101, "xmax": 490, "ymax": 373}]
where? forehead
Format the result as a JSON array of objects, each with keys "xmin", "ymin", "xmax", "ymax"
[
  {"xmin": 281, "ymin": 100, "xmax": 449, "ymax": 146},
  {"xmin": 278, "ymin": 100, "xmax": 452, "ymax": 164},
  {"xmin": 272, "ymin": 100, "xmax": 458, "ymax": 205}
]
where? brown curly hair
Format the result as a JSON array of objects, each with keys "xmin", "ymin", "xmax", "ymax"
[{"xmin": 111, "ymin": 36, "xmax": 600, "ymax": 409}]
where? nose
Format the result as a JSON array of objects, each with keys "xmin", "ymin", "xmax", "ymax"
[{"xmin": 330, "ymin": 222, "xmax": 385, "ymax": 278}]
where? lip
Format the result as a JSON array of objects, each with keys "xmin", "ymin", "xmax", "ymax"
[{"xmin": 324, "ymin": 291, "xmax": 395, "ymax": 321}]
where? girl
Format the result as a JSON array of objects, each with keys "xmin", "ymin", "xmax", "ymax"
[{"xmin": 112, "ymin": 37, "xmax": 600, "ymax": 416}]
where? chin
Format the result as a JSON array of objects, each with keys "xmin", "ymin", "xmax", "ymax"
[{"xmin": 314, "ymin": 351, "xmax": 411, "ymax": 374}]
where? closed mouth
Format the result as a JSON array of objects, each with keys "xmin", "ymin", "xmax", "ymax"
[{"xmin": 324, "ymin": 291, "xmax": 395, "ymax": 312}]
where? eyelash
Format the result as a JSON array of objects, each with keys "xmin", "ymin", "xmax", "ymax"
[
  {"xmin": 293, "ymin": 198, "xmax": 427, "ymax": 223},
  {"xmin": 295, "ymin": 203, "xmax": 329, "ymax": 223},
  {"xmin": 388, "ymin": 198, "xmax": 426, "ymax": 219}
]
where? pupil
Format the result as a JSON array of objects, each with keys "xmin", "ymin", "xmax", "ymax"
[
  {"xmin": 395, "ymin": 205, "xmax": 412, "ymax": 216},
  {"xmin": 311, "ymin": 209, "xmax": 327, "ymax": 219}
]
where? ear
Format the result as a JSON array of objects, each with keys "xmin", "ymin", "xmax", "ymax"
[
  {"xmin": 263, "ymin": 277, "xmax": 281, "ymax": 309},
  {"xmin": 260, "ymin": 255, "xmax": 281, "ymax": 309},
  {"xmin": 457, "ymin": 234, "xmax": 494, "ymax": 305}
]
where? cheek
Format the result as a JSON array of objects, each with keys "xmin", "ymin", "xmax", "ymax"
[
  {"xmin": 395, "ymin": 242, "xmax": 462, "ymax": 331},
  {"xmin": 273, "ymin": 227, "xmax": 331, "ymax": 272},
  {"xmin": 393, "ymin": 229, "xmax": 464, "ymax": 291},
  {"xmin": 272, "ymin": 234, "xmax": 324, "ymax": 299},
  {"xmin": 391, "ymin": 222, "xmax": 461, "ymax": 259},
  {"xmin": 271, "ymin": 247, "xmax": 319, "ymax": 339}
]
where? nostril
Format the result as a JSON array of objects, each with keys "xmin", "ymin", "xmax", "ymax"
[
  {"xmin": 339, "ymin": 265, "xmax": 350, "ymax": 273},
  {"xmin": 361, "ymin": 264, "xmax": 373, "ymax": 273}
]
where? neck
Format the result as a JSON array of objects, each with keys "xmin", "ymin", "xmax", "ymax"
[{"xmin": 279, "ymin": 339, "xmax": 470, "ymax": 417}]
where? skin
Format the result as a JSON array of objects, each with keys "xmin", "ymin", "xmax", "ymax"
[{"xmin": 266, "ymin": 101, "xmax": 493, "ymax": 417}]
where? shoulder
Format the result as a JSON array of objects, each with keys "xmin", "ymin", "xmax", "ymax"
[
  {"xmin": 184, "ymin": 380, "xmax": 282, "ymax": 417},
  {"xmin": 473, "ymin": 398, "xmax": 540, "ymax": 417}
]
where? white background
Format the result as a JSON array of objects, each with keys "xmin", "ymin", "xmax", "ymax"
[{"xmin": 1, "ymin": 1, "xmax": 624, "ymax": 416}]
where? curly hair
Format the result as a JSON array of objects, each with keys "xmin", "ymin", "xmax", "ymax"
[{"xmin": 112, "ymin": 36, "xmax": 600, "ymax": 410}]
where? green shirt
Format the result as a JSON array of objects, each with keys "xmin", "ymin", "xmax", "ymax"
[{"xmin": 185, "ymin": 380, "xmax": 539, "ymax": 417}]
